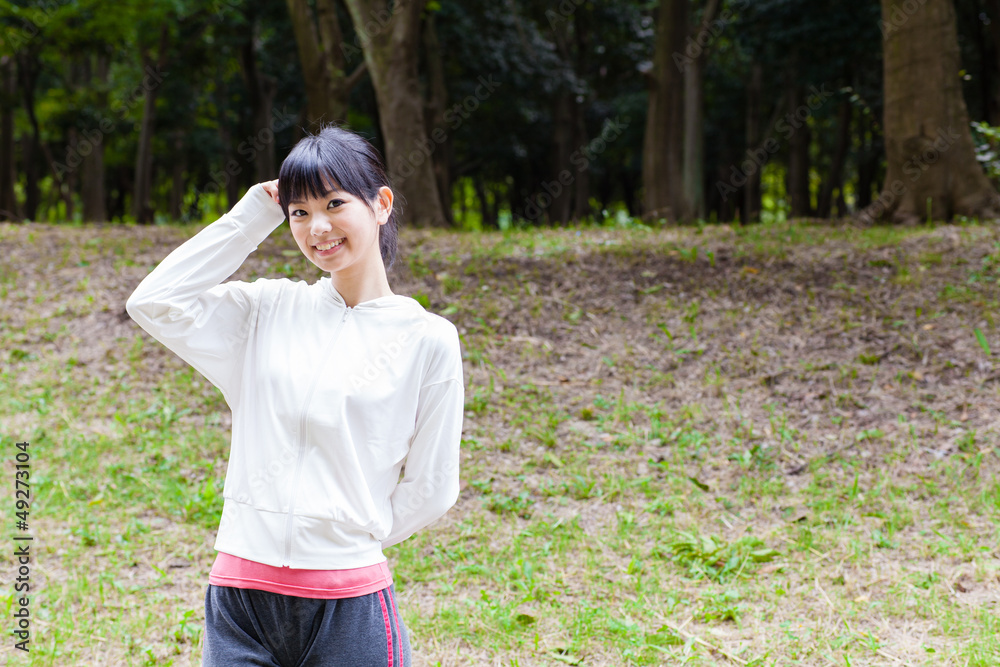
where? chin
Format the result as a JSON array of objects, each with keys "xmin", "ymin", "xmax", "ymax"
[{"xmin": 317, "ymin": 257, "xmax": 342, "ymax": 272}]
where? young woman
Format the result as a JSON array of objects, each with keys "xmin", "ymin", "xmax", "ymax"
[{"xmin": 126, "ymin": 126, "xmax": 464, "ymax": 666}]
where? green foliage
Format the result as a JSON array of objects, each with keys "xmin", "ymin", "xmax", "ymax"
[
  {"xmin": 3, "ymin": 0, "xmax": 994, "ymax": 229},
  {"xmin": 971, "ymin": 121, "xmax": 1000, "ymax": 187},
  {"xmin": 974, "ymin": 328, "xmax": 992, "ymax": 357},
  {"xmin": 657, "ymin": 531, "xmax": 778, "ymax": 583}
]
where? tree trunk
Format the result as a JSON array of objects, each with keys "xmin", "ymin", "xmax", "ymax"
[
  {"xmin": 457, "ymin": 178, "xmax": 467, "ymax": 223},
  {"xmin": 81, "ymin": 54, "xmax": 108, "ymax": 222},
  {"xmin": 680, "ymin": 53, "xmax": 705, "ymax": 221},
  {"xmin": 869, "ymin": 0, "xmax": 1000, "ymax": 223},
  {"xmin": 17, "ymin": 50, "xmax": 43, "ymax": 220},
  {"xmin": 343, "ymin": 0, "xmax": 447, "ymax": 227},
  {"xmin": 679, "ymin": 0, "xmax": 718, "ymax": 222},
  {"xmin": 572, "ymin": 99, "xmax": 590, "ymax": 220},
  {"xmin": 132, "ymin": 73, "xmax": 157, "ymax": 223},
  {"xmin": 985, "ymin": 0, "xmax": 1000, "ymax": 126},
  {"xmin": 473, "ymin": 177, "xmax": 497, "ymax": 228},
  {"xmin": 856, "ymin": 154, "xmax": 878, "ymax": 210},
  {"xmin": 111, "ymin": 165, "xmax": 129, "ymax": 221},
  {"xmin": 62, "ymin": 129, "xmax": 77, "ymax": 220},
  {"xmin": 817, "ymin": 99, "xmax": 851, "ymax": 219},
  {"xmin": 712, "ymin": 163, "xmax": 736, "ymax": 221},
  {"xmin": 133, "ymin": 27, "xmax": 169, "ymax": 224},
  {"xmin": 856, "ymin": 115, "xmax": 881, "ymax": 210},
  {"xmin": 786, "ymin": 86, "xmax": 812, "ymax": 218},
  {"xmin": 0, "ymin": 56, "xmax": 18, "ymax": 221},
  {"xmin": 742, "ymin": 62, "xmax": 762, "ymax": 223},
  {"xmin": 218, "ymin": 122, "xmax": 240, "ymax": 212},
  {"xmin": 570, "ymin": 12, "xmax": 591, "ymax": 222},
  {"xmin": 239, "ymin": 25, "xmax": 278, "ymax": 182},
  {"xmin": 285, "ymin": 0, "xmax": 365, "ymax": 127},
  {"xmin": 622, "ymin": 169, "xmax": 638, "ymax": 218},
  {"xmin": 550, "ymin": 92, "xmax": 574, "ymax": 224},
  {"xmin": 169, "ymin": 130, "xmax": 186, "ymax": 220},
  {"xmin": 81, "ymin": 135, "xmax": 107, "ymax": 222},
  {"xmin": 548, "ymin": 11, "xmax": 591, "ymax": 224},
  {"xmin": 422, "ymin": 12, "xmax": 453, "ymax": 223},
  {"xmin": 666, "ymin": 0, "xmax": 686, "ymax": 217},
  {"xmin": 642, "ymin": 0, "xmax": 686, "ymax": 221}
]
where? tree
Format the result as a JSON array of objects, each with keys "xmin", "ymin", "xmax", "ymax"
[
  {"xmin": 0, "ymin": 56, "xmax": 16, "ymax": 220},
  {"xmin": 342, "ymin": 0, "xmax": 447, "ymax": 227},
  {"xmin": 867, "ymin": 0, "xmax": 1000, "ymax": 223},
  {"xmin": 44, "ymin": 2, "xmax": 123, "ymax": 222},
  {"xmin": 430, "ymin": 0, "xmax": 574, "ymax": 226},
  {"xmin": 131, "ymin": 15, "xmax": 170, "ymax": 224},
  {"xmin": 16, "ymin": 46, "xmax": 45, "ymax": 221},
  {"xmin": 680, "ymin": 0, "xmax": 721, "ymax": 222},
  {"xmin": 982, "ymin": 0, "xmax": 1000, "ymax": 125},
  {"xmin": 493, "ymin": 0, "xmax": 647, "ymax": 225},
  {"xmin": 421, "ymin": 11, "xmax": 452, "ymax": 223},
  {"xmin": 130, "ymin": 1, "xmax": 213, "ymax": 223},
  {"xmin": 642, "ymin": 0, "xmax": 686, "ymax": 221},
  {"xmin": 76, "ymin": 53, "xmax": 110, "ymax": 222},
  {"xmin": 284, "ymin": 0, "xmax": 367, "ymax": 128}
]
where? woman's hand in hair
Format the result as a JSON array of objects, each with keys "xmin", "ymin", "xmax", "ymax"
[{"xmin": 261, "ymin": 179, "xmax": 280, "ymax": 205}]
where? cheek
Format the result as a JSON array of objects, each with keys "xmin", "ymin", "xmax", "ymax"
[{"xmin": 290, "ymin": 225, "xmax": 308, "ymax": 250}]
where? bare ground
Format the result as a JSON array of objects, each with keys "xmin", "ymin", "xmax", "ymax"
[{"xmin": 1, "ymin": 219, "xmax": 999, "ymax": 665}]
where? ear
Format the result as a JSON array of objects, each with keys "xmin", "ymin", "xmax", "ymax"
[{"xmin": 375, "ymin": 186, "xmax": 393, "ymax": 225}]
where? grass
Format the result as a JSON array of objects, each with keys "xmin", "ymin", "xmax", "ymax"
[{"xmin": 1, "ymin": 217, "xmax": 1000, "ymax": 665}]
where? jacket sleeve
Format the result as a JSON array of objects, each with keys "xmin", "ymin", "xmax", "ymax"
[
  {"xmin": 125, "ymin": 184, "xmax": 286, "ymax": 405},
  {"xmin": 382, "ymin": 325, "xmax": 465, "ymax": 548}
]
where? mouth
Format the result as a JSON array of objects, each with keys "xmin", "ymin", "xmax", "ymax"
[{"xmin": 315, "ymin": 238, "xmax": 346, "ymax": 253}]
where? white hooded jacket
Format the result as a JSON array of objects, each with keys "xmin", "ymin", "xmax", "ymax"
[{"xmin": 126, "ymin": 184, "xmax": 464, "ymax": 569}]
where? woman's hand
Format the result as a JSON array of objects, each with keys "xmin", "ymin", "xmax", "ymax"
[{"xmin": 261, "ymin": 179, "xmax": 280, "ymax": 205}]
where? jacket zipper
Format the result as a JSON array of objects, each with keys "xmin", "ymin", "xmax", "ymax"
[{"xmin": 282, "ymin": 305, "xmax": 352, "ymax": 565}]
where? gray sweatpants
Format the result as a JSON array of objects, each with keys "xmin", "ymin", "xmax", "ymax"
[{"xmin": 203, "ymin": 584, "xmax": 411, "ymax": 667}]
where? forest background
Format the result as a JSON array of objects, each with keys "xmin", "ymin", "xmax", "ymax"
[{"xmin": 4, "ymin": 0, "xmax": 1000, "ymax": 230}]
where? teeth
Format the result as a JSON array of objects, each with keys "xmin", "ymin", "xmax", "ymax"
[{"xmin": 316, "ymin": 238, "xmax": 345, "ymax": 251}]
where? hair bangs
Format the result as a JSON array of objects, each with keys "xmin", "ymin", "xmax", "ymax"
[{"xmin": 278, "ymin": 133, "xmax": 378, "ymax": 220}]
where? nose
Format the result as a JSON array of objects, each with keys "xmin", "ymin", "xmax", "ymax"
[{"xmin": 308, "ymin": 215, "xmax": 333, "ymax": 236}]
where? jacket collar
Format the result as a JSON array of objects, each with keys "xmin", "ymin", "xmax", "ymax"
[{"xmin": 321, "ymin": 277, "xmax": 412, "ymax": 309}]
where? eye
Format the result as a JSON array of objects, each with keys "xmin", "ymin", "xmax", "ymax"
[
  {"xmin": 328, "ymin": 199, "xmax": 345, "ymax": 209},
  {"xmin": 290, "ymin": 208, "xmax": 307, "ymax": 218}
]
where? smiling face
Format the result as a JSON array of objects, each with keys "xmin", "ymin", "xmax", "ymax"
[
  {"xmin": 287, "ymin": 184, "xmax": 392, "ymax": 276},
  {"xmin": 278, "ymin": 127, "xmax": 399, "ymax": 271}
]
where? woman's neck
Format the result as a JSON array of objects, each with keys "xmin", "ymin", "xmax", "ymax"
[{"xmin": 330, "ymin": 267, "xmax": 393, "ymax": 307}]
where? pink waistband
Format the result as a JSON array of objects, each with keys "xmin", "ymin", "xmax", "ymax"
[{"xmin": 209, "ymin": 552, "xmax": 394, "ymax": 600}]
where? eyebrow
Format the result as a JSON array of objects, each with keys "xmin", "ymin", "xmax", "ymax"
[{"xmin": 287, "ymin": 188, "xmax": 341, "ymax": 205}]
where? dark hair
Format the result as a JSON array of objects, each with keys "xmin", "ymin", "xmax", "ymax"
[{"xmin": 278, "ymin": 125, "xmax": 399, "ymax": 268}]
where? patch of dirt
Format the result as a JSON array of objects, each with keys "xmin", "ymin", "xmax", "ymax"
[{"xmin": 3, "ymin": 220, "xmax": 1000, "ymax": 665}]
